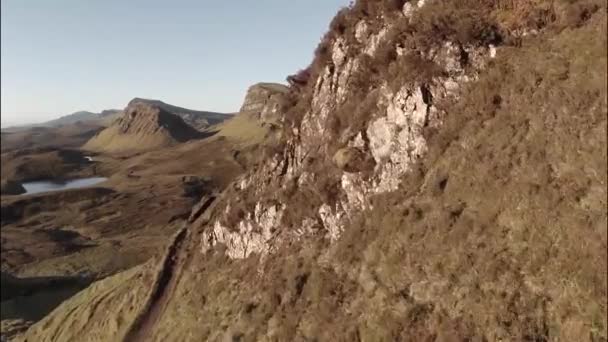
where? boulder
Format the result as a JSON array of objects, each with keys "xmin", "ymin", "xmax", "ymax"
[{"xmin": 333, "ymin": 147, "xmax": 374, "ymax": 173}]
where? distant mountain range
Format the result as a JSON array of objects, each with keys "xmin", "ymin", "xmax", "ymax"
[
  {"xmin": 1, "ymin": 110, "xmax": 121, "ymax": 132},
  {"xmin": 2, "ymin": 99, "xmax": 233, "ymax": 132},
  {"xmin": 45, "ymin": 110, "xmax": 123, "ymax": 127}
]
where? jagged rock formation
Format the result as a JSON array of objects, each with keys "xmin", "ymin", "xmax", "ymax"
[
  {"xmin": 127, "ymin": 98, "xmax": 231, "ymax": 130},
  {"xmin": 83, "ymin": 102, "xmax": 205, "ymax": 153},
  {"xmin": 214, "ymin": 83, "xmax": 289, "ymax": 147},
  {"xmin": 201, "ymin": 0, "xmax": 497, "ymax": 259},
  {"xmin": 239, "ymin": 83, "xmax": 290, "ymax": 125},
  {"xmin": 184, "ymin": 1, "xmax": 607, "ymax": 340},
  {"xmin": 16, "ymin": 1, "xmax": 607, "ymax": 341}
]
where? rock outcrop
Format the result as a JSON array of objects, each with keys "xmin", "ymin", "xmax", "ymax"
[
  {"xmin": 83, "ymin": 102, "xmax": 204, "ymax": 153},
  {"xmin": 184, "ymin": 1, "xmax": 606, "ymax": 340},
  {"xmin": 214, "ymin": 83, "xmax": 289, "ymax": 146},
  {"xmin": 200, "ymin": 1, "xmax": 495, "ymax": 259},
  {"xmin": 239, "ymin": 83, "xmax": 290, "ymax": 125},
  {"xmin": 127, "ymin": 98, "xmax": 231, "ymax": 130}
]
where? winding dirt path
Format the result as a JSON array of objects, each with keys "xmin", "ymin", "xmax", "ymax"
[
  {"xmin": 122, "ymin": 227, "xmax": 189, "ymax": 342},
  {"xmin": 122, "ymin": 196, "xmax": 217, "ymax": 342}
]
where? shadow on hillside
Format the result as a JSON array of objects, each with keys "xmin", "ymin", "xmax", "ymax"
[
  {"xmin": 1, "ymin": 272, "xmax": 94, "ymax": 321},
  {"xmin": 192, "ymin": 129, "xmax": 219, "ymax": 142},
  {"xmin": 1, "ymin": 187, "xmax": 116, "ymax": 226}
]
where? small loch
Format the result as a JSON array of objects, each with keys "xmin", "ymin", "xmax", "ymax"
[{"xmin": 21, "ymin": 177, "xmax": 108, "ymax": 195}]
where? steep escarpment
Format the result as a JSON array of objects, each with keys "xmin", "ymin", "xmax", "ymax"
[
  {"xmin": 201, "ymin": 0, "xmax": 503, "ymax": 259},
  {"xmin": 83, "ymin": 102, "xmax": 205, "ymax": 153},
  {"xmin": 17, "ymin": 1, "xmax": 606, "ymax": 341},
  {"xmin": 214, "ymin": 83, "xmax": 289, "ymax": 147},
  {"xmin": 128, "ymin": 98, "xmax": 232, "ymax": 130},
  {"xmin": 239, "ymin": 83, "xmax": 290, "ymax": 125}
]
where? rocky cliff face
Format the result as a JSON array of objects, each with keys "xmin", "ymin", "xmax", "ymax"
[
  {"xmin": 179, "ymin": 0, "xmax": 606, "ymax": 340},
  {"xmin": 239, "ymin": 83, "xmax": 290, "ymax": 125},
  {"xmin": 116, "ymin": 103, "xmax": 199, "ymax": 138},
  {"xmin": 198, "ymin": 1, "xmax": 496, "ymax": 259},
  {"xmin": 213, "ymin": 83, "xmax": 289, "ymax": 158}
]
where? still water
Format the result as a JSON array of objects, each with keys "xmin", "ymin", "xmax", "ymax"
[{"xmin": 22, "ymin": 177, "xmax": 108, "ymax": 195}]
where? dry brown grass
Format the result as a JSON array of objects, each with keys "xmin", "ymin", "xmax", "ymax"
[{"xmin": 9, "ymin": 0, "xmax": 607, "ymax": 341}]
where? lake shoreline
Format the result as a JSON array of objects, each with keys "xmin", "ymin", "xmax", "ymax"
[{"xmin": 21, "ymin": 177, "xmax": 108, "ymax": 195}]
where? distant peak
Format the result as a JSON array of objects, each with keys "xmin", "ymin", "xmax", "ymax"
[
  {"xmin": 69, "ymin": 110, "xmax": 96, "ymax": 116},
  {"xmin": 128, "ymin": 98, "xmax": 165, "ymax": 106}
]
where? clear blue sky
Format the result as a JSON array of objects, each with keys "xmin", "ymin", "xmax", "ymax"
[{"xmin": 0, "ymin": 0, "xmax": 349, "ymax": 126}]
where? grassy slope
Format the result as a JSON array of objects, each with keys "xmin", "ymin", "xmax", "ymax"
[
  {"xmin": 213, "ymin": 112, "xmax": 269, "ymax": 145},
  {"xmin": 14, "ymin": 262, "xmax": 155, "ymax": 342},
  {"xmin": 82, "ymin": 125, "xmax": 179, "ymax": 153}
]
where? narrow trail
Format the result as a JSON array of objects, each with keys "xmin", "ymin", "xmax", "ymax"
[
  {"xmin": 122, "ymin": 226, "xmax": 189, "ymax": 342},
  {"xmin": 122, "ymin": 196, "xmax": 217, "ymax": 342}
]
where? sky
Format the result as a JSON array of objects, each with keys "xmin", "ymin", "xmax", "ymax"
[{"xmin": 0, "ymin": 0, "xmax": 349, "ymax": 127}]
